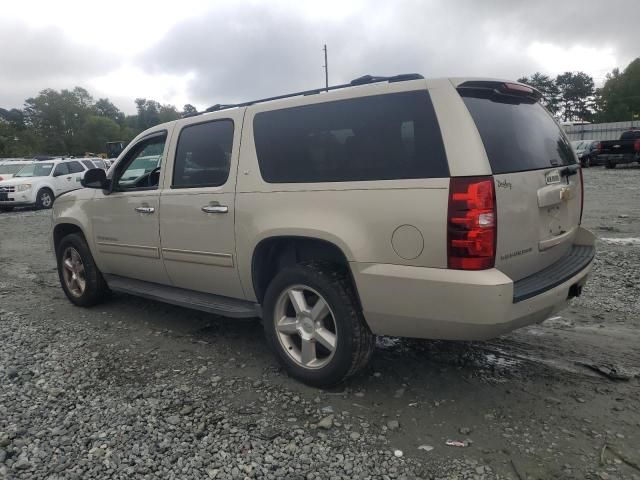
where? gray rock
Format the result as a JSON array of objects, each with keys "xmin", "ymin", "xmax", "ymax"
[
  {"xmin": 386, "ymin": 420, "xmax": 400, "ymax": 431},
  {"xmin": 166, "ymin": 415, "xmax": 181, "ymax": 425},
  {"xmin": 317, "ymin": 415, "xmax": 334, "ymax": 429},
  {"xmin": 13, "ymin": 458, "xmax": 31, "ymax": 470}
]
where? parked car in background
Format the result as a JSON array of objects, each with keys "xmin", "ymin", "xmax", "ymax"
[
  {"xmin": 0, "ymin": 159, "xmax": 33, "ymax": 181},
  {"xmin": 79, "ymin": 158, "xmax": 108, "ymax": 170},
  {"xmin": 0, "ymin": 158, "xmax": 89, "ymax": 211},
  {"xmin": 595, "ymin": 129, "xmax": 640, "ymax": 168},
  {"xmin": 51, "ymin": 75, "xmax": 594, "ymax": 386},
  {"xmin": 571, "ymin": 140, "xmax": 600, "ymax": 167}
]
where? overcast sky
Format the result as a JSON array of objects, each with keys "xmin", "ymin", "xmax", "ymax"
[{"xmin": 1, "ymin": 0, "xmax": 637, "ymax": 114}]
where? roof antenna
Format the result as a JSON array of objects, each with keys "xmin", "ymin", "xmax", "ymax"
[{"xmin": 323, "ymin": 44, "xmax": 329, "ymax": 91}]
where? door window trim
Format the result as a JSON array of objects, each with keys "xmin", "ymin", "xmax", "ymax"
[
  {"xmin": 170, "ymin": 118, "xmax": 235, "ymax": 190},
  {"xmin": 111, "ymin": 130, "xmax": 168, "ymax": 193}
]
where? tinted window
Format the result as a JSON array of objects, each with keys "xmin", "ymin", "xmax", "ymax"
[
  {"xmin": 93, "ymin": 159, "xmax": 106, "ymax": 169},
  {"xmin": 81, "ymin": 160, "xmax": 95, "ymax": 169},
  {"xmin": 173, "ymin": 120, "xmax": 234, "ymax": 188},
  {"xmin": 67, "ymin": 161, "xmax": 84, "ymax": 173},
  {"xmin": 460, "ymin": 88, "xmax": 575, "ymax": 174},
  {"xmin": 115, "ymin": 134, "xmax": 166, "ymax": 190},
  {"xmin": 53, "ymin": 163, "xmax": 69, "ymax": 176},
  {"xmin": 253, "ymin": 91, "xmax": 448, "ymax": 183}
]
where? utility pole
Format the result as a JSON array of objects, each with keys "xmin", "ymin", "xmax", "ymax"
[{"xmin": 323, "ymin": 44, "xmax": 329, "ymax": 91}]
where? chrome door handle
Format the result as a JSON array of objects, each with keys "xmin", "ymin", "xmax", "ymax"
[
  {"xmin": 134, "ymin": 206, "xmax": 155, "ymax": 214},
  {"xmin": 201, "ymin": 205, "xmax": 228, "ymax": 214}
]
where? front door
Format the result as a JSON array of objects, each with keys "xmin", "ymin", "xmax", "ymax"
[
  {"xmin": 90, "ymin": 130, "xmax": 172, "ymax": 284},
  {"xmin": 159, "ymin": 113, "xmax": 245, "ymax": 299},
  {"xmin": 52, "ymin": 163, "xmax": 73, "ymax": 196}
]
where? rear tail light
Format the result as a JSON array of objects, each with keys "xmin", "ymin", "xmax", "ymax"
[
  {"xmin": 634, "ymin": 139, "xmax": 640, "ymax": 152},
  {"xmin": 595, "ymin": 142, "xmax": 602, "ymax": 154},
  {"xmin": 579, "ymin": 167, "xmax": 584, "ymax": 225},
  {"xmin": 0, "ymin": 176, "xmax": 3, "ymax": 181},
  {"xmin": 447, "ymin": 176, "xmax": 497, "ymax": 270}
]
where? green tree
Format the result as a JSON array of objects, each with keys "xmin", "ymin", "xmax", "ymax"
[
  {"xmin": 94, "ymin": 98, "xmax": 125, "ymax": 124},
  {"xmin": 182, "ymin": 104, "xmax": 198, "ymax": 116},
  {"xmin": 594, "ymin": 58, "xmax": 640, "ymax": 122},
  {"xmin": 555, "ymin": 72, "xmax": 595, "ymax": 122},
  {"xmin": 517, "ymin": 72, "xmax": 560, "ymax": 114},
  {"xmin": 75, "ymin": 116, "xmax": 122, "ymax": 154}
]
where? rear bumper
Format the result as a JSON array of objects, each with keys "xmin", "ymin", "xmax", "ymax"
[
  {"xmin": 352, "ymin": 227, "xmax": 596, "ymax": 340},
  {"xmin": 597, "ymin": 153, "xmax": 639, "ymax": 164}
]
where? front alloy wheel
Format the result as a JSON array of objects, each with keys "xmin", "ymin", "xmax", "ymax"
[
  {"xmin": 274, "ymin": 285, "xmax": 338, "ymax": 369},
  {"xmin": 61, "ymin": 246, "xmax": 86, "ymax": 297}
]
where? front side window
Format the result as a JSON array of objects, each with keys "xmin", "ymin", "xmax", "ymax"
[
  {"xmin": 15, "ymin": 163, "xmax": 54, "ymax": 178},
  {"xmin": 172, "ymin": 120, "xmax": 234, "ymax": 188},
  {"xmin": 115, "ymin": 134, "xmax": 166, "ymax": 190},
  {"xmin": 253, "ymin": 91, "xmax": 448, "ymax": 183}
]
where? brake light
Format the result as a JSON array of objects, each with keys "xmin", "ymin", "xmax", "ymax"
[
  {"xmin": 634, "ymin": 139, "xmax": 640, "ymax": 152},
  {"xmin": 503, "ymin": 82, "xmax": 534, "ymax": 94},
  {"xmin": 447, "ymin": 177, "xmax": 496, "ymax": 270},
  {"xmin": 579, "ymin": 167, "xmax": 584, "ymax": 225},
  {"xmin": 595, "ymin": 142, "xmax": 602, "ymax": 154},
  {"xmin": 0, "ymin": 176, "xmax": 3, "ymax": 181}
]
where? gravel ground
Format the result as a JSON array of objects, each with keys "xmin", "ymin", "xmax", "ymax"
[{"xmin": 1, "ymin": 166, "xmax": 639, "ymax": 480}]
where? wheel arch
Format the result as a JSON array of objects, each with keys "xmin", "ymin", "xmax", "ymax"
[
  {"xmin": 251, "ymin": 236, "xmax": 361, "ymax": 307},
  {"xmin": 53, "ymin": 222, "xmax": 86, "ymax": 254}
]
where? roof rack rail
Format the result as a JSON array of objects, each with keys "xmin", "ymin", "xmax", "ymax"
[{"xmin": 202, "ymin": 73, "xmax": 424, "ymax": 114}]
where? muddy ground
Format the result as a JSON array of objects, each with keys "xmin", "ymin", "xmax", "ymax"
[{"xmin": 0, "ymin": 166, "xmax": 639, "ymax": 480}]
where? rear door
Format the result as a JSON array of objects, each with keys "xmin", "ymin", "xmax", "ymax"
[
  {"xmin": 65, "ymin": 160, "xmax": 86, "ymax": 192},
  {"xmin": 458, "ymin": 82, "xmax": 581, "ymax": 281}
]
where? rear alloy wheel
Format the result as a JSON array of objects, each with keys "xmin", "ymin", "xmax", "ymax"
[
  {"xmin": 36, "ymin": 188, "xmax": 54, "ymax": 209},
  {"xmin": 274, "ymin": 285, "xmax": 338, "ymax": 370},
  {"xmin": 605, "ymin": 160, "xmax": 616, "ymax": 169},
  {"xmin": 263, "ymin": 262, "xmax": 374, "ymax": 386}
]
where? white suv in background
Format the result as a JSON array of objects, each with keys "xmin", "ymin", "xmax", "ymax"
[{"xmin": 0, "ymin": 158, "xmax": 88, "ymax": 211}]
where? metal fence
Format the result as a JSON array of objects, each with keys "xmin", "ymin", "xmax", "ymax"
[{"xmin": 563, "ymin": 121, "xmax": 640, "ymax": 141}]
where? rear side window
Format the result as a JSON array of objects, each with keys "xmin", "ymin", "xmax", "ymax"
[
  {"xmin": 253, "ymin": 91, "xmax": 448, "ymax": 183},
  {"xmin": 173, "ymin": 120, "xmax": 234, "ymax": 188},
  {"xmin": 460, "ymin": 88, "xmax": 575, "ymax": 174},
  {"xmin": 67, "ymin": 161, "xmax": 84, "ymax": 173},
  {"xmin": 81, "ymin": 160, "xmax": 95, "ymax": 169}
]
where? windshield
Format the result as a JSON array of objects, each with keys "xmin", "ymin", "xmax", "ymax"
[
  {"xmin": 0, "ymin": 163, "xmax": 30, "ymax": 175},
  {"xmin": 14, "ymin": 163, "xmax": 54, "ymax": 178}
]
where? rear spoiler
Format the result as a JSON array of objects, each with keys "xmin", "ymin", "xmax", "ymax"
[{"xmin": 457, "ymin": 80, "xmax": 543, "ymax": 103}]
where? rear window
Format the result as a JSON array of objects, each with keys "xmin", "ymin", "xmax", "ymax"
[
  {"xmin": 620, "ymin": 130, "xmax": 640, "ymax": 140},
  {"xmin": 253, "ymin": 91, "xmax": 448, "ymax": 183},
  {"xmin": 460, "ymin": 88, "xmax": 575, "ymax": 174}
]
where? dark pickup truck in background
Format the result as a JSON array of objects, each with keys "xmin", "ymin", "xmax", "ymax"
[{"xmin": 595, "ymin": 129, "xmax": 640, "ymax": 168}]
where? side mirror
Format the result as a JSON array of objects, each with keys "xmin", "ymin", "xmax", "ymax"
[{"xmin": 82, "ymin": 168, "xmax": 108, "ymax": 189}]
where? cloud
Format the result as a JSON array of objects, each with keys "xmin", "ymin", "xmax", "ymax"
[
  {"xmin": 1, "ymin": 0, "xmax": 638, "ymax": 112},
  {"xmin": 0, "ymin": 20, "xmax": 117, "ymax": 108},
  {"xmin": 141, "ymin": 0, "xmax": 637, "ymax": 107}
]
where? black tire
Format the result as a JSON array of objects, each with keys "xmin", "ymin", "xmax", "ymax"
[
  {"xmin": 605, "ymin": 160, "xmax": 616, "ymax": 169},
  {"xmin": 35, "ymin": 188, "xmax": 54, "ymax": 209},
  {"xmin": 0, "ymin": 206, "xmax": 14, "ymax": 212},
  {"xmin": 56, "ymin": 233, "xmax": 110, "ymax": 307},
  {"xmin": 581, "ymin": 157, "xmax": 590, "ymax": 168},
  {"xmin": 263, "ymin": 261, "xmax": 374, "ymax": 387}
]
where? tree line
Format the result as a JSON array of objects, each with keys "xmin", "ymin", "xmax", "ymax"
[
  {"xmin": 518, "ymin": 57, "xmax": 639, "ymax": 123},
  {"xmin": 0, "ymin": 88, "xmax": 199, "ymax": 158},
  {"xmin": 1, "ymin": 58, "xmax": 638, "ymax": 158}
]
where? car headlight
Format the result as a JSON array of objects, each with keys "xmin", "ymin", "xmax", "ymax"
[{"xmin": 15, "ymin": 184, "xmax": 31, "ymax": 192}]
